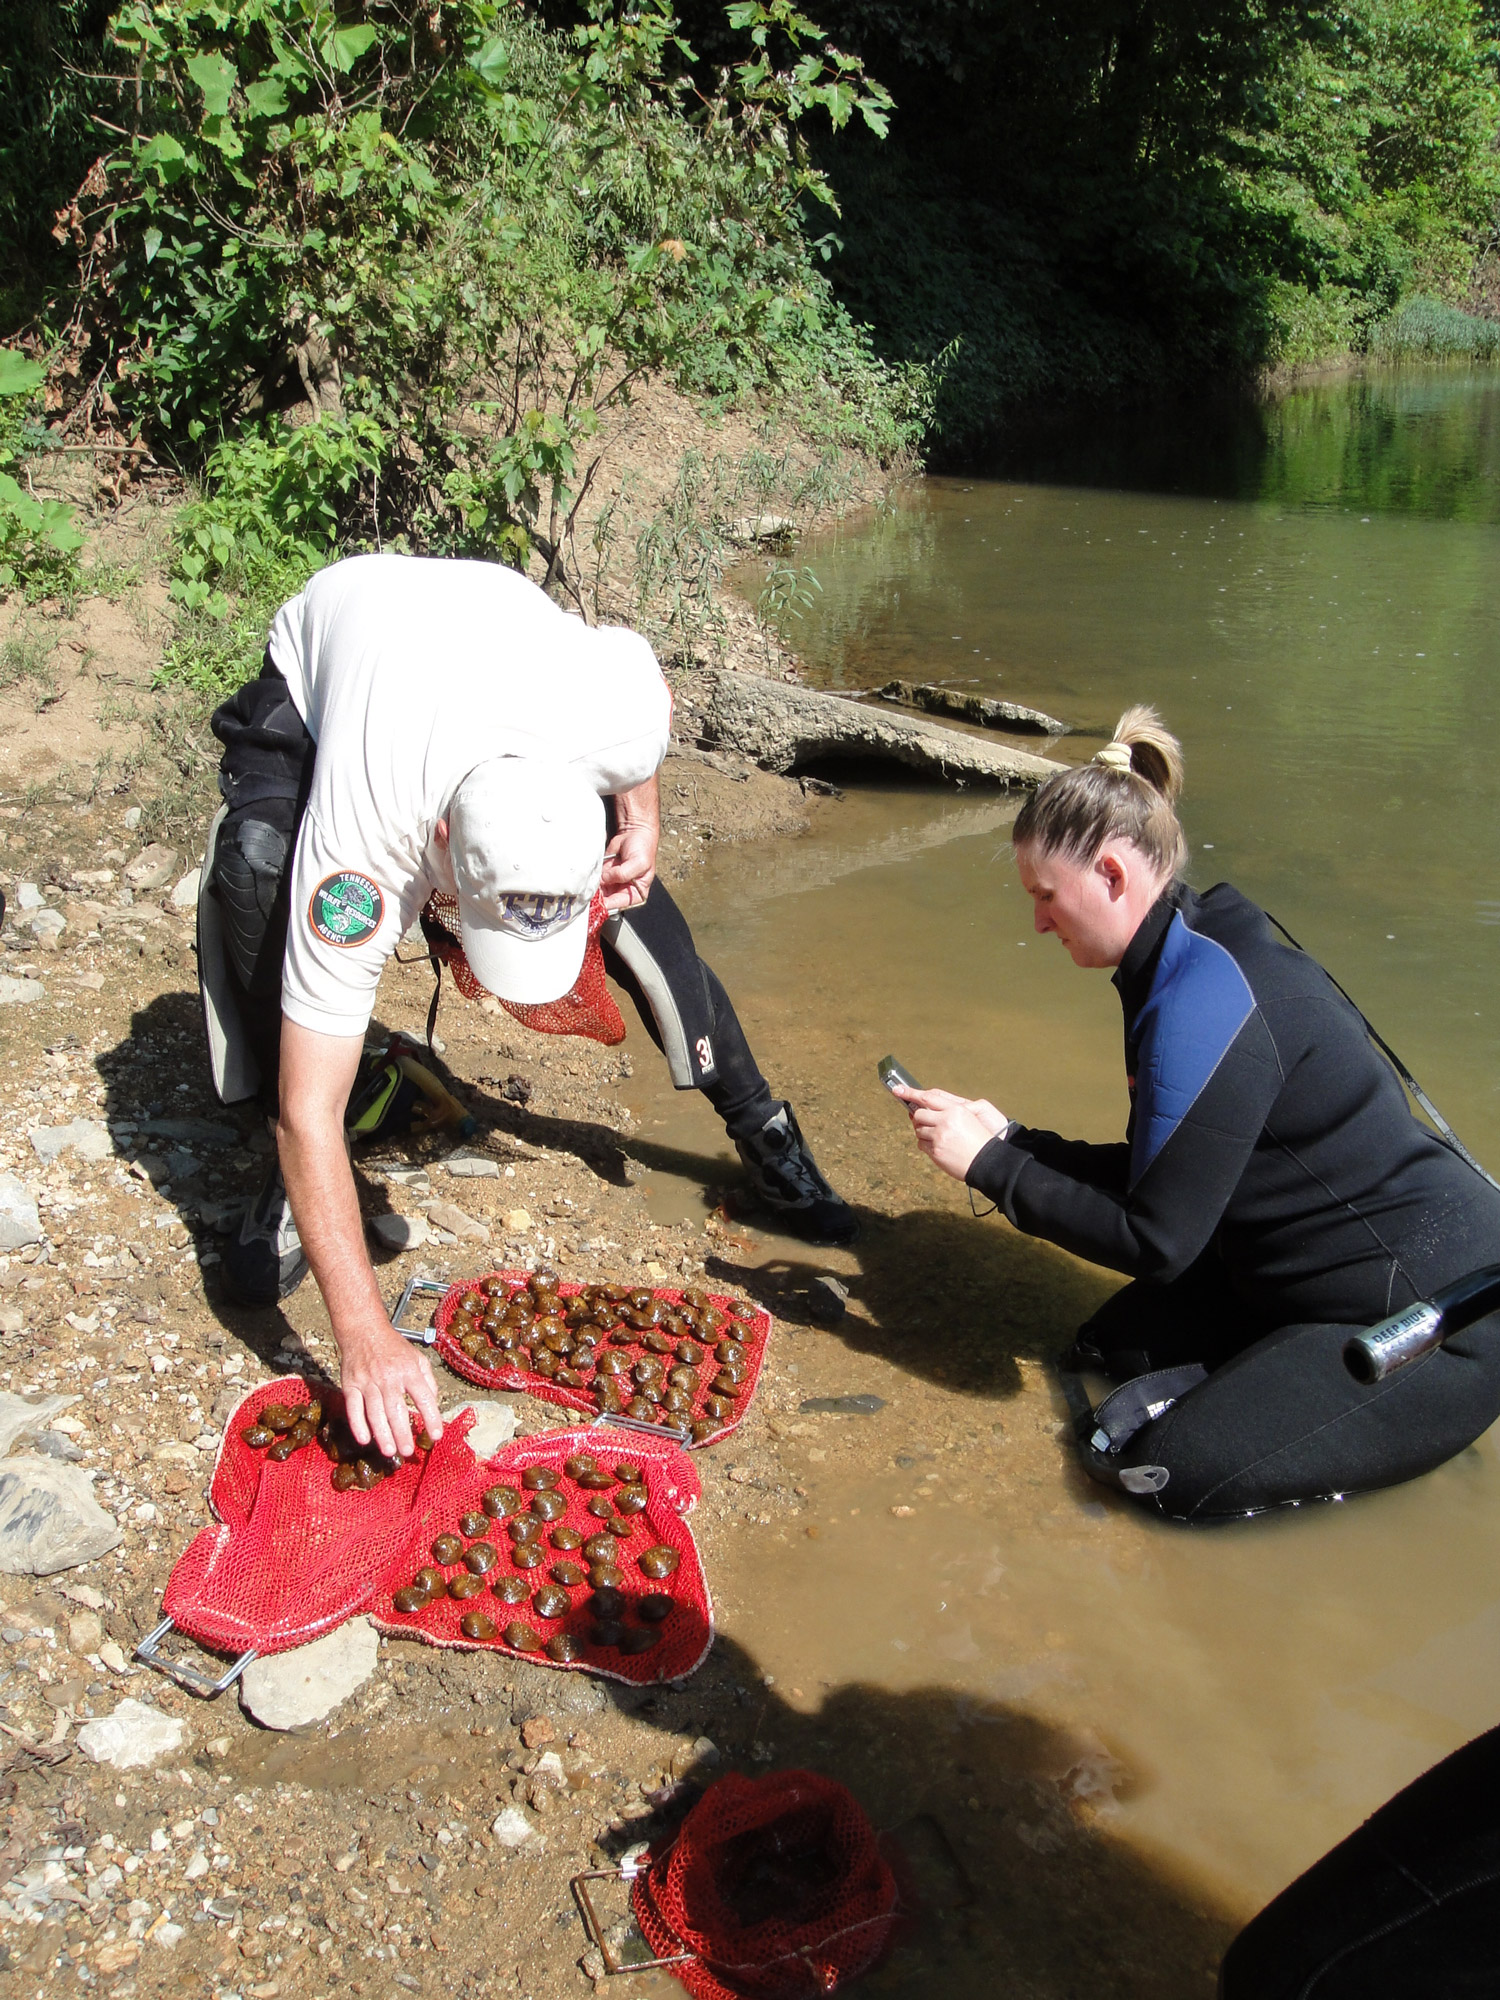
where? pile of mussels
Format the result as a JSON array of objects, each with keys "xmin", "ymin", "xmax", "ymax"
[{"xmin": 446, "ymin": 1270, "xmax": 760, "ymax": 1440}]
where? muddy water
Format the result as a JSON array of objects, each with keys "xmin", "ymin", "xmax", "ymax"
[{"xmin": 615, "ymin": 371, "xmax": 1500, "ymax": 1974}]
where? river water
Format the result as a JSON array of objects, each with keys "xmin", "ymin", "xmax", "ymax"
[{"xmin": 617, "ymin": 368, "xmax": 1500, "ymax": 1991}]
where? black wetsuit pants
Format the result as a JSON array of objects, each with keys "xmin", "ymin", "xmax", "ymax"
[
  {"xmin": 1219, "ymin": 1723, "xmax": 1500, "ymax": 1997},
  {"xmin": 206, "ymin": 657, "xmax": 776, "ymax": 1138},
  {"xmin": 1076, "ymin": 1243, "xmax": 1500, "ymax": 1523}
]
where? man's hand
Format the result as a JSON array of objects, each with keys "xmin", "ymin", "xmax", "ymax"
[
  {"xmin": 893, "ymin": 1085, "xmax": 1008, "ymax": 1182},
  {"xmin": 338, "ymin": 1320, "xmax": 444, "ymax": 1462},
  {"xmin": 278, "ymin": 1019, "xmax": 444, "ymax": 1458},
  {"xmin": 601, "ymin": 775, "xmax": 660, "ymax": 913}
]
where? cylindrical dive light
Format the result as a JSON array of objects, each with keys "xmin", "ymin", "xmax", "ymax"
[{"xmin": 1343, "ymin": 1264, "xmax": 1500, "ymax": 1384}]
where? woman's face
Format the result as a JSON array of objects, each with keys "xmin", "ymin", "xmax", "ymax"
[{"xmin": 1014, "ymin": 840, "xmax": 1162, "ymax": 969}]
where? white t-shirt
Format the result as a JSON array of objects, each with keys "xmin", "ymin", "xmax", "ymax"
[{"xmin": 267, "ymin": 553, "xmax": 671, "ymax": 1038}]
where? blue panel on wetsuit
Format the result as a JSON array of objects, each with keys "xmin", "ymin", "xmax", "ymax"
[{"xmin": 1130, "ymin": 912, "xmax": 1256, "ymax": 1188}]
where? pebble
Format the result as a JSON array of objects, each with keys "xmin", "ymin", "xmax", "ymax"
[
  {"xmin": 807, "ymin": 1275, "xmax": 849, "ymax": 1322},
  {"xmin": 169, "ymin": 866, "xmax": 201, "ymax": 909},
  {"xmin": 426, "ymin": 1197, "xmax": 487, "ymax": 1240},
  {"xmin": 799, "ymin": 1394, "xmax": 886, "ymax": 1416},
  {"xmin": 0, "ymin": 975, "xmax": 45, "ymax": 1005},
  {"xmin": 370, "ymin": 1212, "xmax": 432, "ymax": 1251},
  {"xmin": 124, "ymin": 843, "xmax": 180, "ymax": 891},
  {"xmin": 0, "ymin": 1455, "xmax": 122, "ymax": 1573},
  {"xmin": 0, "ymin": 1174, "xmax": 43, "ymax": 1251},
  {"xmin": 490, "ymin": 1807, "xmax": 542, "ymax": 1849},
  {"xmin": 445, "ymin": 1151, "xmax": 500, "ymax": 1178},
  {"xmin": 448, "ymin": 1399, "xmax": 520, "ymax": 1459},
  {"xmin": 76, "ymin": 1698, "xmax": 187, "ymax": 1771},
  {"xmin": 504, "ymin": 1208, "xmax": 532, "ymax": 1233},
  {"xmin": 28, "ymin": 1117, "xmax": 113, "ymax": 1165},
  {"xmin": 238, "ymin": 1615, "xmax": 380, "ymax": 1729},
  {"xmin": 15, "ymin": 882, "xmax": 44, "ymax": 910}
]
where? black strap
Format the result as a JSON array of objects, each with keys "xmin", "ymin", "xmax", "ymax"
[
  {"xmin": 1266, "ymin": 912, "xmax": 1500, "ymax": 1196},
  {"xmin": 1087, "ymin": 1363, "xmax": 1209, "ymax": 1454}
]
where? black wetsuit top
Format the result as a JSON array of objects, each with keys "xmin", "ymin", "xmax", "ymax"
[{"xmin": 966, "ymin": 882, "xmax": 1499, "ymax": 1326}]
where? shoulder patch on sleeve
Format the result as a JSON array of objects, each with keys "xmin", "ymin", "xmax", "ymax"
[
  {"xmin": 1130, "ymin": 911, "xmax": 1256, "ymax": 1186},
  {"xmin": 308, "ymin": 870, "xmax": 385, "ymax": 948}
]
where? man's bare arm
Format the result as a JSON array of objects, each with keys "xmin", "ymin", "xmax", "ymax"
[
  {"xmin": 277, "ymin": 1019, "xmax": 443, "ymax": 1459},
  {"xmin": 600, "ymin": 774, "xmax": 660, "ymax": 911}
]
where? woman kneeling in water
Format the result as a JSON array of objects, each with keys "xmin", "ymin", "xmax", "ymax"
[{"xmin": 897, "ymin": 706, "xmax": 1500, "ymax": 1522}]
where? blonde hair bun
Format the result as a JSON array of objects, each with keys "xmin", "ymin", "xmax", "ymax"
[
  {"xmin": 1109, "ymin": 704, "xmax": 1184, "ymax": 805},
  {"xmin": 1013, "ymin": 702, "xmax": 1188, "ymax": 877}
]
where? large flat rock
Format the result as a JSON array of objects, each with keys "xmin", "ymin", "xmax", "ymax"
[
  {"xmin": 0, "ymin": 1456, "xmax": 121, "ymax": 1574},
  {"xmin": 700, "ymin": 669, "xmax": 1067, "ymax": 787},
  {"xmin": 239, "ymin": 1615, "xmax": 380, "ymax": 1729}
]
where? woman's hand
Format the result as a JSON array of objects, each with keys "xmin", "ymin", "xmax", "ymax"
[
  {"xmin": 339, "ymin": 1319, "xmax": 445, "ymax": 1462},
  {"xmin": 893, "ymin": 1085, "xmax": 1008, "ymax": 1182}
]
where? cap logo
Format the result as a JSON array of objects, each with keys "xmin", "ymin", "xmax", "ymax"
[
  {"xmin": 309, "ymin": 870, "xmax": 385, "ymax": 948},
  {"xmin": 494, "ymin": 892, "xmax": 585, "ymax": 940}
]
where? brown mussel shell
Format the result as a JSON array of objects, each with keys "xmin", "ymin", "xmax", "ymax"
[
  {"xmin": 492, "ymin": 1575, "xmax": 531, "ymax": 1605},
  {"xmin": 632, "ymin": 1358, "xmax": 665, "ymax": 1385},
  {"xmin": 620, "ymin": 1628, "xmax": 658, "ymax": 1655},
  {"xmin": 555, "ymin": 1368, "xmax": 587, "ymax": 1388},
  {"xmin": 550, "ymin": 1561, "xmax": 588, "ymax": 1587},
  {"xmin": 605, "ymin": 1517, "xmax": 634, "ymax": 1540},
  {"xmin": 530, "ymin": 1491, "xmax": 567, "ymax": 1522},
  {"xmin": 531, "ymin": 1586, "xmax": 571, "ymax": 1621},
  {"xmin": 690, "ymin": 1419, "xmax": 720, "ymax": 1444},
  {"xmin": 460, "ymin": 1611, "xmax": 497, "ymax": 1641},
  {"xmin": 586, "ymin": 1496, "xmax": 613, "ymax": 1520},
  {"xmin": 661, "ymin": 1388, "xmax": 693, "ymax": 1415},
  {"xmin": 481, "ymin": 1485, "xmax": 521, "ymax": 1519},
  {"xmin": 626, "ymin": 1397, "xmax": 660, "ymax": 1421},
  {"xmin": 511, "ymin": 1543, "xmax": 547, "ymax": 1570},
  {"xmin": 431, "ymin": 1533, "xmax": 464, "ymax": 1565},
  {"xmin": 639, "ymin": 1546, "xmax": 680, "ymax": 1579},
  {"xmin": 613, "ymin": 1462, "xmax": 644, "ymax": 1485},
  {"xmin": 582, "ymin": 1534, "xmax": 618, "ymax": 1564},
  {"xmin": 414, "ymin": 1567, "xmax": 445, "ymax": 1595},
  {"xmin": 667, "ymin": 1367, "xmax": 699, "ymax": 1391},
  {"xmin": 590, "ymin": 1623, "xmax": 625, "ymax": 1649},
  {"xmin": 447, "ymin": 1573, "xmax": 487, "ymax": 1601},
  {"xmin": 550, "ymin": 1525, "xmax": 584, "ymax": 1551},
  {"xmin": 716, "ymin": 1339, "xmax": 746, "ymax": 1367},
  {"xmin": 506, "ymin": 1517, "xmax": 542, "ymax": 1545},
  {"xmin": 676, "ymin": 1341, "xmax": 704, "ymax": 1366},
  {"xmin": 288, "ymin": 1420, "xmax": 318, "ymax": 1448},
  {"xmin": 503, "ymin": 1622, "xmax": 542, "ymax": 1652},
  {"xmin": 641, "ymin": 1330, "xmax": 674, "ymax": 1356},
  {"xmin": 458, "ymin": 1511, "xmax": 489, "ymax": 1539},
  {"xmin": 267, "ymin": 1438, "xmax": 296, "ymax": 1463},
  {"xmin": 615, "ymin": 1488, "xmax": 649, "ymax": 1516},
  {"xmin": 637, "ymin": 1594, "xmax": 674, "ymax": 1623},
  {"xmin": 391, "ymin": 1586, "xmax": 430, "ymax": 1614},
  {"xmin": 463, "ymin": 1541, "xmax": 498, "ymax": 1575},
  {"xmin": 331, "ymin": 1461, "xmax": 358, "ymax": 1491},
  {"xmin": 578, "ymin": 1468, "xmax": 616, "ymax": 1488},
  {"xmin": 261, "ymin": 1403, "xmax": 298, "ymax": 1435},
  {"xmin": 589, "ymin": 1563, "xmax": 625, "ymax": 1590},
  {"xmin": 522, "ymin": 1466, "xmax": 560, "ymax": 1491},
  {"xmin": 702, "ymin": 1396, "xmax": 733, "ymax": 1421},
  {"xmin": 590, "ymin": 1586, "xmax": 627, "ymax": 1618},
  {"xmin": 546, "ymin": 1632, "xmax": 583, "ymax": 1663}
]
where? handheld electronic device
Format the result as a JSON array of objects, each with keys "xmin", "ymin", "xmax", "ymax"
[{"xmin": 877, "ymin": 1055, "xmax": 922, "ymax": 1094}]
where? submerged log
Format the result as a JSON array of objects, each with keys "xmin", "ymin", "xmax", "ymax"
[
  {"xmin": 698, "ymin": 669, "xmax": 1066, "ymax": 788},
  {"xmin": 875, "ymin": 679, "xmax": 1071, "ymax": 736}
]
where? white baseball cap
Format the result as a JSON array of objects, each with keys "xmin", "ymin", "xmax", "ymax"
[{"xmin": 447, "ymin": 758, "xmax": 605, "ymax": 1004}]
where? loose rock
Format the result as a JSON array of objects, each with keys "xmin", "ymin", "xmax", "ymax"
[
  {"xmin": 371, "ymin": 1212, "xmax": 432, "ymax": 1251},
  {"xmin": 449, "ymin": 1399, "xmax": 520, "ymax": 1459},
  {"xmin": 124, "ymin": 843, "xmax": 180, "ymax": 890},
  {"xmin": 491, "ymin": 1806, "xmax": 542, "ymax": 1849},
  {"xmin": 427, "ymin": 1197, "xmax": 487, "ymax": 1239},
  {"xmin": 238, "ymin": 1615, "xmax": 380, "ymax": 1729},
  {"xmin": 76, "ymin": 1697, "xmax": 187, "ymax": 1771},
  {"xmin": 876, "ymin": 679, "xmax": 1072, "ymax": 736},
  {"xmin": 0, "ymin": 1174, "xmax": 43, "ymax": 1251},
  {"xmin": 808, "ymin": 1275, "xmax": 849, "ymax": 1322},
  {"xmin": 28, "ymin": 1117, "xmax": 113, "ymax": 1165},
  {"xmin": 0, "ymin": 1455, "xmax": 122, "ymax": 1573},
  {"xmin": 444, "ymin": 1150, "xmax": 500, "ymax": 1179},
  {"xmin": 169, "ymin": 866, "xmax": 202, "ymax": 909},
  {"xmin": 0, "ymin": 1391, "xmax": 80, "ymax": 1457},
  {"xmin": 0, "ymin": 975, "xmax": 45, "ymax": 1006},
  {"xmin": 798, "ymin": 1394, "xmax": 887, "ymax": 1416}
]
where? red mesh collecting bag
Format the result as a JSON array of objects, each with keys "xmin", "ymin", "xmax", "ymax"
[
  {"xmin": 422, "ymin": 888, "xmax": 625, "ymax": 1044},
  {"xmin": 632, "ymin": 1770, "xmax": 900, "ymax": 2000},
  {"xmin": 163, "ymin": 1376, "xmax": 478, "ymax": 1658},
  {"xmin": 162, "ymin": 1388, "xmax": 712, "ymax": 1687},
  {"xmin": 433, "ymin": 1271, "xmax": 772, "ymax": 1448}
]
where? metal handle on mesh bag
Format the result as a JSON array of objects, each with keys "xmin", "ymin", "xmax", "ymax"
[
  {"xmin": 134, "ymin": 1617, "xmax": 257, "ymax": 1698},
  {"xmin": 390, "ymin": 1274, "xmax": 447, "ymax": 1344}
]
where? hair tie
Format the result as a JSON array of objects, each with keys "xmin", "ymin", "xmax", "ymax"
[{"xmin": 1093, "ymin": 742, "xmax": 1134, "ymax": 773}]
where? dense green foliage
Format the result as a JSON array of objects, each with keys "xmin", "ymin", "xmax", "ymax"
[
  {"xmin": 3, "ymin": 0, "xmax": 923, "ymax": 644},
  {"xmin": 764, "ymin": 0, "xmax": 1500, "ymax": 456},
  {"xmin": 0, "ymin": 347, "xmax": 83, "ymax": 594}
]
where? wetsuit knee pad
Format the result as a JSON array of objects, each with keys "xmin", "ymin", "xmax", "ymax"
[{"xmin": 212, "ymin": 802, "xmax": 297, "ymax": 996}]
